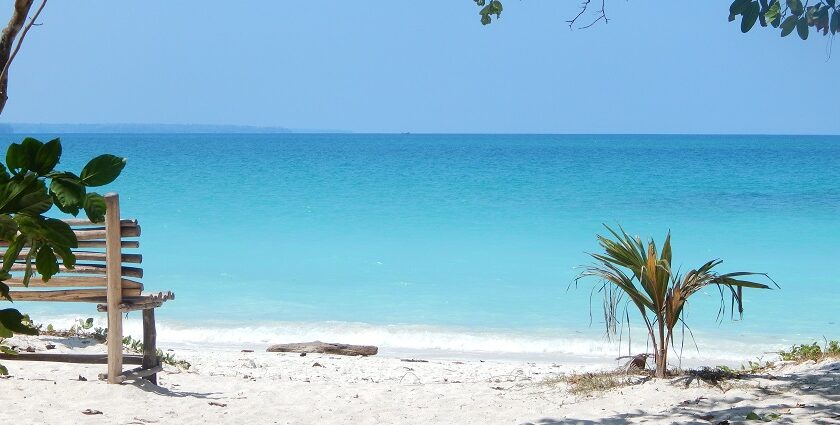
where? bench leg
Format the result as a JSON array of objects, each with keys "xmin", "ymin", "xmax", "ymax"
[
  {"xmin": 106, "ymin": 305, "xmax": 124, "ymax": 384},
  {"xmin": 142, "ymin": 308, "xmax": 159, "ymax": 385}
]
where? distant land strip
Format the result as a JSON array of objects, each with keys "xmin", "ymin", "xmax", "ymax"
[{"xmin": 0, "ymin": 123, "xmax": 349, "ymax": 134}]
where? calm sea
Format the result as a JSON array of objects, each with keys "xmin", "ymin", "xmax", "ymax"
[{"xmin": 4, "ymin": 134, "xmax": 839, "ymax": 363}]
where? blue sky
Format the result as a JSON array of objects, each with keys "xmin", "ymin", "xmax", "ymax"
[{"xmin": 1, "ymin": 1, "xmax": 838, "ymax": 134}]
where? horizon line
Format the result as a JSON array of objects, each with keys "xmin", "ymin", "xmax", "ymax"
[{"xmin": 0, "ymin": 122, "xmax": 838, "ymax": 137}]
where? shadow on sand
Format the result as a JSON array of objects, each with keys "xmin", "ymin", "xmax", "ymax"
[
  {"xmin": 130, "ymin": 379, "xmax": 223, "ymax": 400},
  {"xmin": 523, "ymin": 362, "xmax": 840, "ymax": 424}
]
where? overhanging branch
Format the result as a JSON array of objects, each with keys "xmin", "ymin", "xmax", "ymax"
[
  {"xmin": 0, "ymin": 0, "xmax": 47, "ymax": 83},
  {"xmin": 567, "ymin": 0, "xmax": 609, "ymax": 30}
]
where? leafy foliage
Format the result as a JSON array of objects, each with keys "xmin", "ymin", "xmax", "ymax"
[
  {"xmin": 0, "ymin": 137, "xmax": 125, "ymax": 374},
  {"xmin": 122, "ymin": 335, "xmax": 191, "ymax": 369},
  {"xmin": 730, "ymin": 0, "xmax": 840, "ymax": 39},
  {"xmin": 577, "ymin": 226, "xmax": 775, "ymax": 378},
  {"xmin": 474, "ymin": 0, "xmax": 504, "ymax": 25},
  {"xmin": 780, "ymin": 340, "xmax": 840, "ymax": 361},
  {"xmin": 36, "ymin": 317, "xmax": 108, "ymax": 342},
  {"xmin": 473, "ymin": 0, "xmax": 839, "ymax": 40}
]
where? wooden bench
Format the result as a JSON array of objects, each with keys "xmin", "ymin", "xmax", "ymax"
[{"xmin": 0, "ymin": 193, "xmax": 174, "ymax": 384}]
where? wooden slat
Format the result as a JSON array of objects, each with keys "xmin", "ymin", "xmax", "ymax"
[
  {"xmin": 99, "ymin": 365, "xmax": 163, "ymax": 383},
  {"xmin": 8, "ymin": 288, "xmax": 142, "ymax": 302},
  {"xmin": 98, "ymin": 300, "xmax": 163, "ymax": 313},
  {"xmin": 77, "ymin": 240, "xmax": 139, "ymax": 249},
  {"xmin": 0, "ymin": 353, "xmax": 143, "ymax": 365},
  {"xmin": 5, "ymin": 276, "xmax": 143, "ymax": 289},
  {"xmin": 8, "ymin": 263, "xmax": 143, "ymax": 278},
  {"xmin": 96, "ymin": 291, "xmax": 175, "ymax": 312},
  {"xmin": 73, "ymin": 225, "xmax": 141, "ymax": 240},
  {"xmin": 62, "ymin": 218, "xmax": 138, "ymax": 227},
  {"xmin": 0, "ymin": 251, "xmax": 141, "ymax": 264},
  {"xmin": 0, "ymin": 240, "xmax": 139, "ymax": 248},
  {"xmin": 74, "ymin": 252, "xmax": 142, "ymax": 264}
]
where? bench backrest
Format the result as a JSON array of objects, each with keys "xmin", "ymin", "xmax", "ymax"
[{"xmin": 4, "ymin": 193, "xmax": 143, "ymax": 303}]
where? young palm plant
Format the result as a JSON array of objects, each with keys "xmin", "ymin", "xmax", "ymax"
[{"xmin": 578, "ymin": 226, "xmax": 775, "ymax": 378}]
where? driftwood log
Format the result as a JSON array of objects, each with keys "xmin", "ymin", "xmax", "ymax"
[{"xmin": 266, "ymin": 341, "xmax": 378, "ymax": 356}]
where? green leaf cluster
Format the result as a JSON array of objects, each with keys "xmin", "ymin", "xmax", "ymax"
[
  {"xmin": 779, "ymin": 340, "xmax": 840, "ymax": 361},
  {"xmin": 0, "ymin": 137, "xmax": 125, "ymax": 374},
  {"xmin": 577, "ymin": 226, "xmax": 775, "ymax": 378},
  {"xmin": 470, "ymin": 0, "xmax": 840, "ymax": 40},
  {"xmin": 474, "ymin": 0, "xmax": 503, "ymax": 25},
  {"xmin": 730, "ymin": 0, "xmax": 840, "ymax": 39}
]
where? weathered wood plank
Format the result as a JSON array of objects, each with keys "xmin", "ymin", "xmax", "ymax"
[
  {"xmin": 5, "ymin": 277, "xmax": 142, "ymax": 289},
  {"xmin": 0, "ymin": 353, "xmax": 143, "ymax": 365},
  {"xmin": 105, "ymin": 193, "xmax": 124, "ymax": 384},
  {"xmin": 98, "ymin": 365, "xmax": 162, "ymax": 383},
  {"xmin": 142, "ymin": 309, "xmax": 159, "ymax": 384},
  {"xmin": 77, "ymin": 240, "xmax": 139, "ymax": 249},
  {"xmin": 0, "ymin": 250, "xmax": 142, "ymax": 264},
  {"xmin": 8, "ymin": 288, "xmax": 141, "ymax": 301},
  {"xmin": 0, "ymin": 241, "xmax": 140, "ymax": 249},
  {"xmin": 266, "ymin": 341, "xmax": 378, "ymax": 356},
  {"xmin": 73, "ymin": 226, "xmax": 141, "ymax": 240},
  {"xmin": 97, "ymin": 300, "xmax": 163, "ymax": 313},
  {"xmin": 62, "ymin": 218, "xmax": 138, "ymax": 227},
  {"xmin": 8, "ymin": 263, "xmax": 143, "ymax": 278}
]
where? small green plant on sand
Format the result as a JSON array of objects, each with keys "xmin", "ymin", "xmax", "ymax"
[
  {"xmin": 122, "ymin": 335, "xmax": 191, "ymax": 370},
  {"xmin": 780, "ymin": 340, "xmax": 840, "ymax": 362},
  {"xmin": 577, "ymin": 226, "xmax": 776, "ymax": 378},
  {"xmin": 541, "ymin": 370, "xmax": 646, "ymax": 396},
  {"xmin": 35, "ymin": 317, "xmax": 107, "ymax": 343}
]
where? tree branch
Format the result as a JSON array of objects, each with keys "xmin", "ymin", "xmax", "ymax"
[
  {"xmin": 0, "ymin": 0, "xmax": 45, "ymax": 116},
  {"xmin": 0, "ymin": 0, "xmax": 46, "ymax": 83},
  {"xmin": 567, "ymin": 0, "xmax": 609, "ymax": 30}
]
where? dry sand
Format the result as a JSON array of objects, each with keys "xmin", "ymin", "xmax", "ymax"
[{"xmin": 1, "ymin": 335, "xmax": 838, "ymax": 424}]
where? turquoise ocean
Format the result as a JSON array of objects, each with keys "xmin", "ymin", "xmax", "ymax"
[{"xmin": 4, "ymin": 134, "xmax": 839, "ymax": 364}]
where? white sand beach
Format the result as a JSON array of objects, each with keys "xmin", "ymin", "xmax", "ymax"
[{"xmin": 1, "ymin": 334, "xmax": 838, "ymax": 424}]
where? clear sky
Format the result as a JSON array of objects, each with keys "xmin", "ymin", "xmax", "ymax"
[{"xmin": 1, "ymin": 1, "xmax": 838, "ymax": 134}]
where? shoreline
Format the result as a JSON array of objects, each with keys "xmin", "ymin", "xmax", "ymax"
[
  {"xmin": 20, "ymin": 313, "xmax": 800, "ymax": 368},
  {"xmin": 1, "ymin": 334, "xmax": 839, "ymax": 424}
]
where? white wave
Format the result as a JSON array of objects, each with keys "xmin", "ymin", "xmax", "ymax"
[{"xmin": 31, "ymin": 314, "xmax": 778, "ymax": 364}]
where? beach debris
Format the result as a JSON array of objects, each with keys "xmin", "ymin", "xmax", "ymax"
[
  {"xmin": 399, "ymin": 372, "xmax": 421, "ymax": 385},
  {"xmin": 81, "ymin": 409, "xmax": 103, "ymax": 415},
  {"xmin": 208, "ymin": 402, "xmax": 227, "ymax": 407},
  {"xmin": 267, "ymin": 341, "xmax": 378, "ymax": 356},
  {"xmin": 401, "ymin": 358, "xmax": 428, "ymax": 363},
  {"xmin": 241, "ymin": 349, "xmax": 254, "ymax": 353},
  {"xmin": 617, "ymin": 353, "xmax": 651, "ymax": 372}
]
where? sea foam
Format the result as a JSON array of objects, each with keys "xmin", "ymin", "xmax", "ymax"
[{"xmin": 34, "ymin": 314, "xmax": 776, "ymax": 365}]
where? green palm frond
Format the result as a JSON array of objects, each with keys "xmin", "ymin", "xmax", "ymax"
[{"xmin": 577, "ymin": 225, "xmax": 775, "ymax": 378}]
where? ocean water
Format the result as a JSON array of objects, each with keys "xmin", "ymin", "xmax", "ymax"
[{"xmin": 3, "ymin": 134, "xmax": 839, "ymax": 363}]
